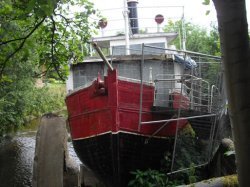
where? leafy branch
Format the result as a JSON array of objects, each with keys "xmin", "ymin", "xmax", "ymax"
[
  {"xmin": 1, "ymin": 0, "xmax": 98, "ymax": 81},
  {"xmin": 55, "ymin": 13, "xmax": 81, "ymax": 28},
  {"xmin": 50, "ymin": 16, "xmax": 65, "ymax": 81},
  {"xmin": 0, "ymin": 0, "xmax": 98, "ymax": 135},
  {"xmin": 0, "ymin": 18, "xmax": 46, "ymax": 46},
  {"xmin": 0, "ymin": 17, "xmax": 46, "ymax": 79}
]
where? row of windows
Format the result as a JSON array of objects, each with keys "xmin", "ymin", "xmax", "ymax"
[
  {"xmin": 111, "ymin": 43, "xmax": 165, "ymax": 56},
  {"xmin": 72, "ymin": 60, "xmax": 174, "ymax": 89}
]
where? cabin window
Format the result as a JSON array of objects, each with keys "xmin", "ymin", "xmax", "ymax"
[
  {"xmin": 72, "ymin": 63, "xmax": 104, "ymax": 89},
  {"xmin": 111, "ymin": 60, "xmax": 174, "ymax": 81},
  {"xmin": 113, "ymin": 61, "xmax": 140, "ymax": 79},
  {"xmin": 112, "ymin": 42, "xmax": 165, "ymax": 56},
  {"xmin": 71, "ymin": 60, "xmax": 174, "ymax": 97}
]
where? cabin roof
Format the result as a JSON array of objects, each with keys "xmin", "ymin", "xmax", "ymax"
[
  {"xmin": 78, "ymin": 54, "xmax": 173, "ymax": 64},
  {"xmin": 91, "ymin": 32, "xmax": 178, "ymax": 48}
]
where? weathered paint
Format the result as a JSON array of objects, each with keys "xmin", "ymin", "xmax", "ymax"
[{"xmin": 66, "ymin": 69, "xmax": 188, "ymax": 140}]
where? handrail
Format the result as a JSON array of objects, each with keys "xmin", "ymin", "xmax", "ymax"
[
  {"xmin": 144, "ymin": 44, "xmax": 221, "ymax": 60},
  {"xmin": 145, "ymin": 116, "xmax": 175, "ymax": 144},
  {"xmin": 155, "ymin": 74, "xmax": 206, "ymax": 82},
  {"xmin": 153, "ymin": 73, "xmax": 212, "ymax": 112},
  {"xmin": 141, "ymin": 113, "xmax": 216, "ymax": 125}
]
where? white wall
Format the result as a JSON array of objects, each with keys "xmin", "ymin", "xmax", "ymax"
[{"xmin": 174, "ymin": 63, "xmax": 184, "ymax": 92}]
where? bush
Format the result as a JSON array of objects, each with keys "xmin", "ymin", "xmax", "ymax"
[
  {"xmin": 0, "ymin": 83, "xmax": 66, "ymax": 136},
  {"xmin": 128, "ymin": 169, "xmax": 183, "ymax": 187},
  {"xmin": 25, "ymin": 83, "xmax": 66, "ymax": 118}
]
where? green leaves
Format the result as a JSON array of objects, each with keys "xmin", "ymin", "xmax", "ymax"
[
  {"xmin": 0, "ymin": 47, "xmax": 66, "ymax": 135},
  {"xmin": 0, "ymin": 2, "xmax": 13, "ymax": 14},
  {"xmin": 202, "ymin": 0, "xmax": 210, "ymax": 5},
  {"xmin": 25, "ymin": 0, "xmax": 59, "ymax": 17},
  {"xmin": 0, "ymin": 75, "xmax": 12, "ymax": 83},
  {"xmin": 128, "ymin": 169, "xmax": 166, "ymax": 187},
  {"xmin": 202, "ymin": 0, "xmax": 211, "ymax": 15},
  {"xmin": 128, "ymin": 169, "xmax": 183, "ymax": 187},
  {"xmin": 0, "ymin": 0, "xmax": 98, "ymax": 135},
  {"xmin": 206, "ymin": 10, "xmax": 210, "ymax": 15},
  {"xmin": 1, "ymin": 0, "xmax": 98, "ymax": 81},
  {"xmin": 163, "ymin": 20, "xmax": 220, "ymax": 56}
]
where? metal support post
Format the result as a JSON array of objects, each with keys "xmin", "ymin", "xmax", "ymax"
[
  {"xmin": 170, "ymin": 78, "xmax": 183, "ymax": 172},
  {"xmin": 138, "ymin": 43, "xmax": 145, "ymax": 131}
]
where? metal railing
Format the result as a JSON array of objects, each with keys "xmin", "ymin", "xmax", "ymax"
[
  {"xmin": 93, "ymin": 5, "xmax": 185, "ymax": 37},
  {"xmin": 209, "ymin": 85, "xmax": 221, "ymax": 113},
  {"xmin": 138, "ymin": 44, "xmax": 222, "ymax": 129},
  {"xmin": 153, "ymin": 74, "xmax": 213, "ymax": 113},
  {"xmin": 137, "ymin": 44, "xmax": 223, "ymax": 172}
]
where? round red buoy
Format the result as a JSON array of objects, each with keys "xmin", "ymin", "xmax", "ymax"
[
  {"xmin": 98, "ymin": 18, "xmax": 108, "ymax": 29},
  {"xmin": 155, "ymin": 14, "xmax": 164, "ymax": 24}
]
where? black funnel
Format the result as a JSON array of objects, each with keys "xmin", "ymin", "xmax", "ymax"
[{"xmin": 127, "ymin": 0, "xmax": 139, "ymax": 34}]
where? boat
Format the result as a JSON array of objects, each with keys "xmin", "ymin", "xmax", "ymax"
[{"xmin": 65, "ymin": 1, "xmax": 222, "ymax": 186}]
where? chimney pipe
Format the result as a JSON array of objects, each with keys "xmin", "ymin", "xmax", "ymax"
[{"xmin": 127, "ymin": 0, "xmax": 139, "ymax": 34}]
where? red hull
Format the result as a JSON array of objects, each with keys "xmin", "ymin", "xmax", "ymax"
[{"xmin": 66, "ymin": 70, "xmax": 188, "ymax": 140}]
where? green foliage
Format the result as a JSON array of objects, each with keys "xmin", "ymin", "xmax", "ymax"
[
  {"xmin": 0, "ymin": 0, "xmax": 99, "ymax": 80},
  {"xmin": 0, "ymin": 48, "xmax": 66, "ymax": 135},
  {"xmin": 164, "ymin": 21, "xmax": 221, "ymax": 86},
  {"xmin": 128, "ymin": 167, "xmax": 200, "ymax": 186},
  {"xmin": 188, "ymin": 163, "xmax": 197, "ymax": 184},
  {"xmin": 0, "ymin": 51, "xmax": 36, "ymax": 135},
  {"xmin": 25, "ymin": 84, "xmax": 66, "ymax": 118},
  {"xmin": 128, "ymin": 124, "xmax": 206, "ymax": 186},
  {"xmin": 163, "ymin": 21, "xmax": 220, "ymax": 56},
  {"xmin": 202, "ymin": 0, "xmax": 210, "ymax": 5},
  {"xmin": 128, "ymin": 126, "xmax": 199, "ymax": 186},
  {"xmin": 0, "ymin": 0, "xmax": 99, "ymax": 135},
  {"xmin": 128, "ymin": 169, "xmax": 183, "ymax": 187},
  {"xmin": 172, "ymin": 124, "xmax": 207, "ymax": 173},
  {"xmin": 204, "ymin": 62, "xmax": 221, "ymax": 85},
  {"xmin": 0, "ymin": 81, "xmax": 66, "ymax": 136}
]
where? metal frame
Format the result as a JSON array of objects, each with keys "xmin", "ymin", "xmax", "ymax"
[
  {"xmin": 138, "ymin": 44, "xmax": 222, "ymax": 173},
  {"xmin": 153, "ymin": 74, "xmax": 212, "ymax": 112}
]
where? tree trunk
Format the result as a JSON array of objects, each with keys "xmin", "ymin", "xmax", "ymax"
[{"xmin": 212, "ymin": 0, "xmax": 250, "ymax": 186}]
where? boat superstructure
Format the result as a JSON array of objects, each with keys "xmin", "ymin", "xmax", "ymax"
[{"xmin": 65, "ymin": 1, "xmax": 224, "ymax": 186}]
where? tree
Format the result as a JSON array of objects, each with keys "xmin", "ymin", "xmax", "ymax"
[
  {"xmin": 0, "ymin": 0, "xmax": 98, "ymax": 80},
  {"xmin": 164, "ymin": 21, "xmax": 221, "ymax": 87},
  {"xmin": 163, "ymin": 20, "xmax": 220, "ymax": 55},
  {"xmin": 212, "ymin": 0, "xmax": 250, "ymax": 186},
  {"xmin": 0, "ymin": 0, "xmax": 99, "ymax": 135},
  {"xmin": 0, "ymin": 52, "xmax": 35, "ymax": 134}
]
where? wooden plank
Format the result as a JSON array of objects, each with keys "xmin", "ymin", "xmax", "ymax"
[{"xmin": 32, "ymin": 114, "xmax": 67, "ymax": 187}]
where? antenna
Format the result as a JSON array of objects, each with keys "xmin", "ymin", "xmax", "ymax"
[{"xmin": 181, "ymin": 6, "xmax": 186, "ymax": 50}]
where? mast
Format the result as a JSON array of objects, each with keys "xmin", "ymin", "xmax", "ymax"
[{"xmin": 123, "ymin": 0, "xmax": 130, "ymax": 55}]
